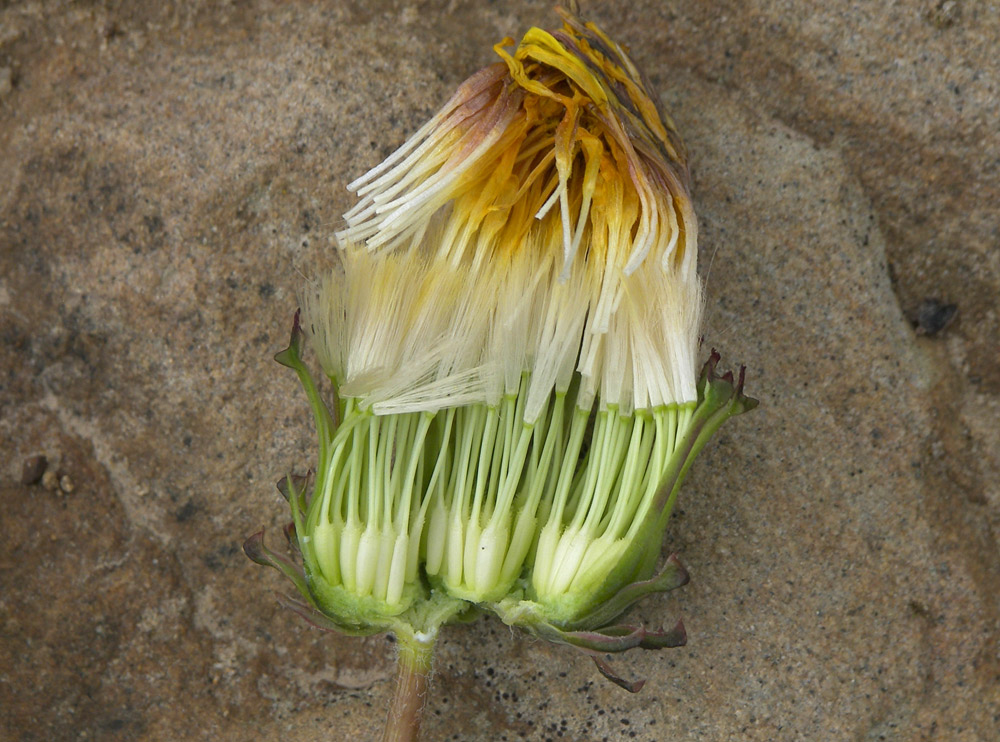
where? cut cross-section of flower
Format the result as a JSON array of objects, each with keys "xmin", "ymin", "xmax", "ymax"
[
  {"xmin": 295, "ymin": 8, "xmax": 725, "ymax": 614},
  {"xmin": 248, "ymin": 8, "xmax": 756, "ymax": 719}
]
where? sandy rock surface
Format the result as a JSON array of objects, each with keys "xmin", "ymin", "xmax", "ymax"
[{"xmin": 2, "ymin": 2, "xmax": 997, "ymax": 740}]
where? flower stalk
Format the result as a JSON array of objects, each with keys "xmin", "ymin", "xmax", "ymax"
[{"xmin": 380, "ymin": 630, "xmax": 436, "ymax": 742}]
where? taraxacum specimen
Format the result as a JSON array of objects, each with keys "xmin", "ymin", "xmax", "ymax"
[{"xmin": 247, "ymin": 7, "xmax": 756, "ymax": 740}]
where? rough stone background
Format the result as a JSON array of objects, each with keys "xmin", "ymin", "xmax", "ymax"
[{"xmin": 2, "ymin": 1, "xmax": 998, "ymax": 740}]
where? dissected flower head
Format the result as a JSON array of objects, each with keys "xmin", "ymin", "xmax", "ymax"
[{"xmin": 248, "ymin": 6, "xmax": 756, "ymax": 689}]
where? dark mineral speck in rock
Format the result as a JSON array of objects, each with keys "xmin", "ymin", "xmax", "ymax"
[
  {"xmin": 21, "ymin": 455, "xmax": 47, "ymax": 485},
  {"xmin": 914, "ymin": 298, "xmax": 957, "ymax": 336},
  {"xmin": 175, "ymin": 499, "xmax": 199, "ymax": 522}
]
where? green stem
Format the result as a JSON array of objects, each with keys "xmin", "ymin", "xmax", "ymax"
[{"xmin": 380, "ymin": 632, "xmax": 436, "ymax": 742}]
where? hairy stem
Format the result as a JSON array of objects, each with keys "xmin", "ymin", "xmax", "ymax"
[{"xmin": 380, "ymin": 631, "xmax": 436, "ymax": 742}]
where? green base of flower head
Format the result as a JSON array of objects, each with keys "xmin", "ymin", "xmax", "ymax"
[
  {"xmin": 492, "ymin": 352, "xmax": 757, "ymax": 633},
  {"xmin": 248, "ymin": 313, "xmax": 755, "ymax": 661}
]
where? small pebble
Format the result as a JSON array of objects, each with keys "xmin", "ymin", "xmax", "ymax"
[
  {"xmin": 21, "ymin": 455, "xmax": 48, "ymax": 485},
  {"xmin": 915, "ymin": 298, "xmax": 957, "ymax": 336},
  {"xmin": 59, "ymin": 474, "xmax": 75, "ymax": 494},
  {"xmin": 41, "ymin": 470, "xmax": 60, "ymax": 491}
]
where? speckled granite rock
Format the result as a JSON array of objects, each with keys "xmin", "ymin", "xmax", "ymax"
[{"xmin": 1, "ymin": 2, "xmax": 997, "ymax": 740}]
